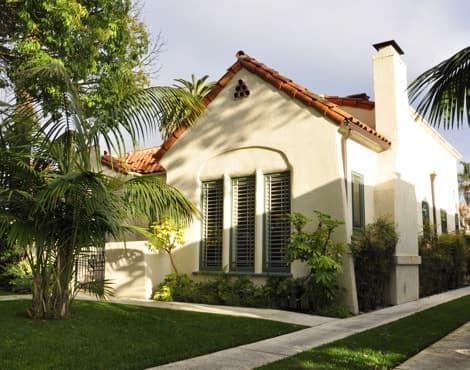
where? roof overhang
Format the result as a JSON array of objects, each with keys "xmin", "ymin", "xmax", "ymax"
[{"xmin": 338, "ymin": 119, "xmax": 390, "ymax": 152}]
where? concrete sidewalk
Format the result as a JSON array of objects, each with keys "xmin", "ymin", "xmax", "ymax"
[
  {"xmin": 102, "ymin": 298, "xmax": 336, "ymax": 327},
  {"xmin": 150, "ymin": 286, "xmax": 470, "ymax": 370},
  {"xmin": 2, "ymin": 287, "xmax": 470, "ymax": 369},
  {"xmin": 395, "ymin": 321, "xmax": 470, "ymax": 369}
]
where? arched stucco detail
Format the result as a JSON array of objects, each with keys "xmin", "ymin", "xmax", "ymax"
[{"xmin": 199, "ymin": 146, "xmax": 291, "ymax": 181}]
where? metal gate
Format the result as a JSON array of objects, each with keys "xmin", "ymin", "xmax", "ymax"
[{"xmin": 74, "ymin": 247, "xmax": 105, "ymax": 291}]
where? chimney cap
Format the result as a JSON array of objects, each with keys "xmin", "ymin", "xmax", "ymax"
[{"xmin": 372, "ymin": 40, "xmax": 404, "ymax": 55}]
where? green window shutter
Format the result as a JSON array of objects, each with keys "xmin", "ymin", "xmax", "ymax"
[
  {"xmin": 351, "ymin": 172, "xmax": 365, "ymax": 231},
  {"xmin": 264, "ymin": 172, "xmax": 291, "ymax": 272},
  {"xmin": 422, "ymin": 201, "xmax": 431, "ymax": 238},
  {"xmin": 201, "ymin": 180, "xmax": 223, "ymax": 270},
  {"xmin": 231, "ymin": 176, "xmax": 256, "ymax": 271},
  {"xmin": 422, "ymin": 201, "xmax": 430, "ymax": 225},
  {"xmin": 440, "ymin": 209, "xmax": 448, "ymax": 234}
]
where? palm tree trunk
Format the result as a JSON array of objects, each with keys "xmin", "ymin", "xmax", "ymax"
[
  {"xmin": 31, "ymin": 272, "xmax": 47, "ymax": 318},
  {"xmin": 52, "ymin": 247, "xmax": 73, "ymax": 319}
]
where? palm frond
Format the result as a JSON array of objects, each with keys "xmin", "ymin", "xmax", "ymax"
[
  {"xmin": 125, "ymin": 224, "xmax": 161, "ymax": 248},
  {"xmin": 173, "ymin": 74, "xmax": 215, "ymax": 100},
  {"xmin": 409, "ymin": 47, "xmax": 470, "ymax": 129},
  {"xmin": 73, "ymin": 279, "xmax": 114, "ymax": 300},
  {"xmin": 121, "ymin": 174, "xmax": 197, "ymax": 224},
  {"xmin": 13, "ymin": 61, "xmax": 92, "ymax": 168},
  {"xmin": 105, "ymin": 86, "xmax": 205, "ymax": 142}
]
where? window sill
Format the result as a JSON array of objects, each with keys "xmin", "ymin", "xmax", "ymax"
[{"xmin": 192, "ymin": 271, "xmax": 292, "ymax": 278}]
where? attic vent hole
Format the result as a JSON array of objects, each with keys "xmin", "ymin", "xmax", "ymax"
[{"xmin": 234, "ymin": 79, "xmax": 250, "ymax": 99}]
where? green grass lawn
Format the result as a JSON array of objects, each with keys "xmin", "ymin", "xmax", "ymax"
[
  {"xmin": 0, "ymin": 300, "xmax": 303, "ymax": 370},
  {"xmin": 259, "ymin": 295, "xmax": 470, "ymax": 370}
]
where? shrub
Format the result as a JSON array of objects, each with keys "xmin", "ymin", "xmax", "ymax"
[
  {"xmin": 464, "ymin": 235, "xmax": 470, "ymax": 281},
  {"xmin": 152, "ymin": 210, "xmax": 349, "ymax": 317},
  {"xmin": 286, "ymin": 211, "xmax": 345, "ymax": 311},
  {"xmin": 350, "ymin": 218, "xmax": 398, "ymax": 311},
  {"xmin": 0, "ymin": 242, "xmax": 23, "ymax": 290},
  {"xmin": 1, "ymin": 259, "xmax": 33, "ymax": 293},
  {"xmin": 153, "ymin": 273, "xmax": 350, "ymax": 317},
  {"xmin": 153, "ymin": 273, "xmax": 194, "ymax": 302},
  {"xmin": 419, "ymin": 232, "xmax": 468, "ymax": 297}
]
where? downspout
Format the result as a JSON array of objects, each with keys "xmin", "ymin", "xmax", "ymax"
[
  {"xmin": 339, "ymin": 119, "xmax": 353, "ymax": 197},
  {"xmin": 430, "ymin": 172, "xmax": 437, "ymax": 236},
  {"xmin": 337, "ymin": 118, "xmax": 359, "ymax": 314}
]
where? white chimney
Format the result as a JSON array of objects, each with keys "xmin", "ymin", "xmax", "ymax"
[
  {"xmin": 372, "ymin": 40, "xmax": 409, "ymax": 145},
  {"xmin": 373, "ymin": 40, "xmax": 410, "ymax": 172},
  {"xmin": 372, "ymin": 40, "xmax": 420, "ymax": 306}
]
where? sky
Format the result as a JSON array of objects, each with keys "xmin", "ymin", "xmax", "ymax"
[{"xmin": 140, "ymin": 0, "xmax": 470, "ymax": 161}]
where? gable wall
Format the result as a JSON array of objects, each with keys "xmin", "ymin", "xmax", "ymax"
[{"xmin": 160, "ymin": 69, "xmax": 356, "ymax": 302}]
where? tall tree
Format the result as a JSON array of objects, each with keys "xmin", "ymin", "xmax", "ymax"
[
  {"xmin": 0, "ymin": 1, "xmax": 204, "ymax": 319},
  {"xmin": 1, "ymin": 0, "xmax": 151, "ymax": 118},
  {"xmin": 408, "ymin": 46, "xmax": 470, "ymax": 129}
]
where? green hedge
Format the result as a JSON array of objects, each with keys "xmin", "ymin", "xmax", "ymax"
[
  {"xmin": 350, "ymin": 218, "xmax": 398, "ymax": 312},
  {"xmin": 153, "ymin": 274, "xmax": 351, "ymax": 318},
  {"xmin": 419, "ymin": 233, "xmax": 468, "ymax": 297}
]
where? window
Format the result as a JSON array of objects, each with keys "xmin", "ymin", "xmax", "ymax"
[
  {"xmin": 200, "ymin": 180, "xmax": 224, "ymax": 270},
  {"xmin": 351, "ymin": 172, "xmax": 365, "ymax": 230},
  {"xmin": 422, "ymin": 201, "xmax": 431, "ymax": 238},
  {"xmin": 440, "ymin": 209, "xmax": 448, "ymax": 234},
  {"xmin": 264, "ymin": 172, "xmax": 291, "ymax": 272},
  {"xmin": 422, "ymin": 201, "xmax": 430, "ymax": 226},
  {"xmin": 231, "ymin": 176, "xmax": 256, "ymax": 271}
]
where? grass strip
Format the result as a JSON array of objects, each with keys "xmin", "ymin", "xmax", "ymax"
[
  {"xmin": 0, "ymin": 299, "xmax": 303, "ymax": 370},
  {"xmin": 260, "ymin": 294, "xmax": 470, "ymax": 369}
]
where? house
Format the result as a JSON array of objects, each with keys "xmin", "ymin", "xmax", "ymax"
[{"xmin": 102, "ymin": 40, "xmax": 461, "ymax": 314}]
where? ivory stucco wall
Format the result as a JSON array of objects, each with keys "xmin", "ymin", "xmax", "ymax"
[
  {"xmin": 103, "ymin": 45, "xmax": 460, "ymax": 313},
  {"xmin": 159, "ymin": 68, "xmax": 359, "ymax": 312}
]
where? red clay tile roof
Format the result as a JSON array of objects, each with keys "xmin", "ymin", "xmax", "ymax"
[
  {"xmin": 154, "ymin": 51, "xmax": 391, "ymax": 162},
  {"xmin": 101, "ymin": 146, "xmax": 164, "ymax": 174},
  {"xmin": 104, "ymin": 51, "xmax": 391, "ymax": 173},
  {"xmin": 326, "ymin": 94, "xmax": 375, "ymax": 110}
]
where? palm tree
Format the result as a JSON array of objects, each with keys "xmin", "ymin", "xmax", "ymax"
[
  {"xmin": 174, "ymin": 74, "xmax": 215, "ymax": 99},
  {"xmin": 0, "ymin": 62, "xmax": 204, "ymax": 319},
  {"xmin": 149, "ymin": 74, "xmax": 215, "ymax": 140},
  {"xmin": 408, "ymin": 46, "xmax": 470, "ymax": 129}
]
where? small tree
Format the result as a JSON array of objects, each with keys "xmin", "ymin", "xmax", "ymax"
[
  {"xmin": 287, "ymin": 211, "xmax": 345, "ymax": 310},
  {"xmin": 136, "ymin": 218, "xmax": 185, "ymax": 274}
]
